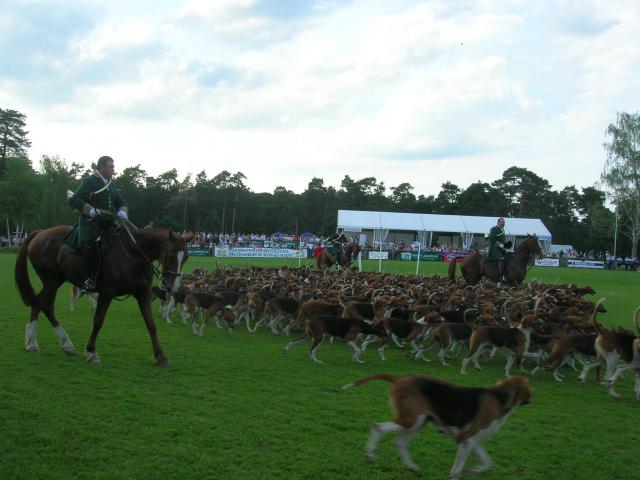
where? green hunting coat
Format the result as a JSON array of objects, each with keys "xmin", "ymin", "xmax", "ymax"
[
  {"xmin": 487, "ymin": 225, "xmax": 506, "ymax": 261},
  {"xmin": 65, "ymin": 173, "xmax": 127, "ymax": 251}
]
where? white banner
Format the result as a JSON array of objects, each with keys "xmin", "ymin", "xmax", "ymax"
[
  {"xmin": 567, "ymin": 259, "xmax": 604, "ymax": 269},
  {"xmin": 369, "ymin": 251, "xmax": 389, "ymax": 260},
  {"xmin": 215, "ymin": 247, "xmax": 306, "ymax": 258},
  {"xmin": 535, "ymin": 258, "xmax": 560, "ymax": 267}
]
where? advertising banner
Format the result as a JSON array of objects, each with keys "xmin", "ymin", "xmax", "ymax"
[
  {"xmin": 567, "ymin": 259, "xmax": 604, "ymax": 269},
  {"xmin": 534, "ymin": 258, "xmax": 560, "ymax": 267},
  {"xmin": 369, "ymin": 251, "xmax": 389, "ymax": 260},
  {"xmin": 442, "ymin": 253, "xmax": 469, "ymax": 263},
  {"xmin": 188, "ymin": 247, "xmax": 209, "ymax": 256},
  {"xmin": 214, "ymin": 246, "xmax": 305, "ymax": 258},
  {"xmin": 400, "ymin": 252, "xmax": 442, "ymax": 261}
]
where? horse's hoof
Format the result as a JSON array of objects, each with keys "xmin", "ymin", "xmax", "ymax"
[
  {"xmin": 25, "ymin": 344, "xmax": 40, "ymax": 353},
  {"xmin": 156, "ymin": 357, "xmax": 171, "ymax": 368},
  {"xmin": 85, "ymin": 351, "xmax": 101, "ymax": 364},
  {"xmin": 63, "ymin": 347, "xmax": 76, "ymax": 355}
]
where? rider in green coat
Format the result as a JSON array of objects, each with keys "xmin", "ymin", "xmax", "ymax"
[
  {"xmin": 487, "ymin": 217, "xmax": 510, "ymax": 281},
  {"xmin": 327, "ymin": 228, "xmax": 348, "ymax": 261},
  {"xmin": 67, "ymin": 156, "xmax": 128, "ymax": 291}
]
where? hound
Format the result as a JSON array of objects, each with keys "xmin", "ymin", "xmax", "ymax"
[
  {"xmin": 69, "ymin": 285, "xmax": 98, "ymax": 311},
  {"xmin": 282, "ymin": 315, "xmax": 387, "ymax": 364},
  {"xmin": 422, "ymin": 322, "xmax": 472, "ymax": 366},
  {"xmin": 461, "ymin": 300, "xmax": 541, "ymax": 378},
  {"xmin": 183, "ymin": 292, "xmax": 232, "ymax": 336},
  {"xmin": 361, "ymin": 315, "xmax": 430, "ymax": 361},
  {"xmin": 342, "ymin": 373, "xmax": 532, "ymax": 478},
  {"xmin": 254, "ymin": 296, "xmax": 300, "ymax": 334},
  {"xmin": 579, "ymin": 304, "xmax": 640, "ymax": 399}
]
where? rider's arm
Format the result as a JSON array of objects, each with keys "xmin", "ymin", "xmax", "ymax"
[
  {"xmin": 69, "ymin": 177, "xmax": 97, "ymax": 217},
  {"xmin": 113, "ymin": 185, "xmax": 128, "ymax": 212}
]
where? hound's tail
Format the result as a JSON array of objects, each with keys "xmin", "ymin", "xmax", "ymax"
[
  {"xmin": 342, "ymin": 373, "xmax": 399, "ymax": 390},
  {"xmin": 591, "ymin": 297, "xmax": 606, "ymax": 334},
  {"xmin": 633, "ymin": 306, "xmax": 640, "ymax": 335},
  {"xmin": 15, "ymin": 230, "xmax": 40, "ymax": 307}
]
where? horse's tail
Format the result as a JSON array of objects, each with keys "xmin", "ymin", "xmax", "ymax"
[
  {"xmin": 447, "ymin": 260, "xmax": 456, "ymax": 282},
  {"xmin": 15, "ymin": 230, "xmax": 40, "ymax": 307},
  {"xmin": 634, "ymin": 306, "xmax": 640, "ymax": 335},
  {"xmin": 341, "ymin": 373, "xmax": 399, "ymax": 390}
]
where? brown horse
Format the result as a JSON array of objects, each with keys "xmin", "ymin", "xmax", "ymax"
[
  {"xmin": 449, "ymin": 234, "xmax": 542, "ymax": 285},
  {"xmin": 15, "ymin": 225, "xmax": 192, "ymax": 366},
  {"xmin": 315, "ymin": 242, "xmax": 361, "ymax": 269}
]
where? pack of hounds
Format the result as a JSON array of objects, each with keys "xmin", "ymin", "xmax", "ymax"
[{"xmin": 71, "ymin": 266, "xmax": 640, "ymax": 478}]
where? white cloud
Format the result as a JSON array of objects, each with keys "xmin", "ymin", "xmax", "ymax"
[{"xmin": 2, "ymin": 0, "xmax": 639, "ymax": 197}]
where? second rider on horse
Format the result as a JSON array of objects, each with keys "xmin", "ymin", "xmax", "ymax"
[
  {"xmin": 67, "ymin": 155, "xmax": 128, "ymax": 292},
  {"xmin": 487, "ymin": 217, "xmax": 512, "ymax": 282},
  {"xmin": 327, "ymin": 228, "xmax": 348, "ymax": 263}
]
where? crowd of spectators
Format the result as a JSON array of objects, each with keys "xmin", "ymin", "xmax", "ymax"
[
  {"xmin": 184, "ymin": 232, "xmax": 639, "ymax": 271},
  {"xmin": 0, "ymin": 234, "xmax": 22, "ymax": 247}
]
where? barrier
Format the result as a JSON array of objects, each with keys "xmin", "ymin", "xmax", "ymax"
[
  {"xmin": 214, "ymin": 246, "xmax": 305, "ymax": 258},
  {"xmin": 534, "ymin": 258, "xmax": 560, "ymax": 267},
  {"xmin": 399, "ymin": 252, "xmax": 441, "ymax": 261},
  {"xmin": 442, "ymin": 253, "xmax": 469, "ymax": 263},
  {"xmin": 567, "ymin": 259, "xmax": 604, "ymax": 269},
  {"xmin": 188, "ymin": 247, "xmax": 209, "ymax": 256},
  {"xmin": 368, "ymin": 251, "xmax": 389, "ymax": 260}
]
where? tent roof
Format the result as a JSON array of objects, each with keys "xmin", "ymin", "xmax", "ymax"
[{"xmin": 337, "ymin": 210, "xmax": 552, "ymax": 241}]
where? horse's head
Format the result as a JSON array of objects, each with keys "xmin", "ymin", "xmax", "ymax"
[
  {"xmin": 348, "ymin": 242, "xmax": 361, "ymax": 259},
  {"xmin": 516, "ymin": 234, "xmax": 543, "ymax": 256},
  {"xmin": 528, "ymin": 234, "xmax": 542, "ymax": 255},
  {"xmin": 160, "ymin": 231, "xmax": 192, "ymax": 292}
]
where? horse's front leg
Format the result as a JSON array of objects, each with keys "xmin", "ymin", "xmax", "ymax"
[
  {"xmin": 135, "ymin": 288, "xmax": 170, "ymax": 367},
  {"xmin": 85, "ymin": 294, "xmax": 113, "ymax": 364}
]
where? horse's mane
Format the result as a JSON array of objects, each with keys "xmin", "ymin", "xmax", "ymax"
[{"xmin": 514, "ymin": 234, "xmax": 538, "ymax": 254}]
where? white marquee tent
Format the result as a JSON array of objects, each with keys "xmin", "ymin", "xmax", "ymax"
[{"xmin": 337, "ymin": 210, "xmax": 552, "ymax": 272}]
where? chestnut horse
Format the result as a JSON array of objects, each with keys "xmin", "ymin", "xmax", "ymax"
[
  {"xmin": 15, "ymin": 225, "xmax": 191, "ymax": 366},
  {"xmin": 449, "ymin": 234, "xmax": 542, "ymax": 285},
  {"xmin": 315, "ymin": 242, "xmax": 361, "ymax": 269}
]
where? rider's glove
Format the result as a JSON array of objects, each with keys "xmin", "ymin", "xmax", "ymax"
[
  {"xmin": 117, "ymin": 210, "xmax": 128, "ymax": 220},
  {"xmin": 497, "ymin": 242, "xmax": 504, "ymax": 249},
  {"xmin": 89, "ymin": 208, "xmax": 100, "ymax": 218}
]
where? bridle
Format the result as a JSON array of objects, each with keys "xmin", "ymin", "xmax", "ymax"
[{"xmin": 119, "ymin": 219, "xmax": 183, "ymax": 289}]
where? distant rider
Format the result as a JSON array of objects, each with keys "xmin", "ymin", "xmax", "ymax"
[
  {"xmin": 488, "ymin": 217, "xmax": 511, "ymax": 282},
  {"xmin": 327, "ymin": 228, "xmax": 348, "ymax": 262}
]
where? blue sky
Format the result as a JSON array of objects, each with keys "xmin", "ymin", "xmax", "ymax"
[{"xmin": 1, "ymin": 0, "xmax": 638, "ymax": 195}]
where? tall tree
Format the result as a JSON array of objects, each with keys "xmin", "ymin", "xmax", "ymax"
[
  {"xmin": 0, "ymin": 108, "xmax": 32, "ymax": 178},
  {"xmin": 602, "ymin": 112, "xmax": 640, "ymax": 258},
  {"xmin": 492, "ymin": 166, "xmax": 552, "ymax": 217},
  {"xmin": 0, "ymin": 157, "xmax": 41, "ymax": 233},
  {"xmin": 390, "ymin": 182, "xmax": 417, "ymax": 212},
  {"xmin": 434, "ymin": 181, "xmax": 461, "ymax": 213},
  {"xmin": 38, "ymin": 155, "xmax": 82, "ymax": 227}
]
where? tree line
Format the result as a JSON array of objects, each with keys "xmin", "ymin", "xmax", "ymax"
[{"xmin": 1, "ymin": 107, "xmax": 638, "ymax": 257}]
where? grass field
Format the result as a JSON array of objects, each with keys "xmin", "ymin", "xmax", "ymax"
[{"xmin": 1, "ymin": 253, "xmax": 639, "ymax": 480}]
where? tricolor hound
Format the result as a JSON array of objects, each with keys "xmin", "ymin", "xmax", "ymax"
[{"xmin": 342, "ymin": 373, "xmax": 532, "ymax": 479}]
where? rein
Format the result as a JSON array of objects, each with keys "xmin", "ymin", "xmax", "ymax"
[{"xmin": 118, "ymin": 220, "xmax": 182, "ymax": 284}]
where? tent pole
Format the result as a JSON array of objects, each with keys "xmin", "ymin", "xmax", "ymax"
[{"xmin": 415, "ymin": 231, "xmax": 423, "ymax": 275}]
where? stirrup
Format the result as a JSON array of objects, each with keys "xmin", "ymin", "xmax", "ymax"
[{"xmin": 81, "ymin": 278, "xmax": 97, "ymax": 293}]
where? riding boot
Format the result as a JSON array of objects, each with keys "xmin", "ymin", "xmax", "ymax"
[
  {"xmin": 496, "ymin": 260, "xmax": 504, "ymax": 283},
  {"xmin": 501, "ymin": 257, "xmax": 508, "ymax": 282},
  {"xmin": 81, "ymin": 242, "xmax": 99, "ymax": 292}
]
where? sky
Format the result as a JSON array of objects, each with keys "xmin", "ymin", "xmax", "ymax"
[{"xmin": 1, "ymin": 0, "xmax": 639, "ymax": 196}]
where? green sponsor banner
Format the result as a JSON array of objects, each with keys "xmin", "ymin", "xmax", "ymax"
[
  {"xmin": 188, "ymin": 247, "xmax": 209, "ymax": 256},
  {"xmin": 400, "ymin": 252, "xmax": 441, "ymax": 261}
]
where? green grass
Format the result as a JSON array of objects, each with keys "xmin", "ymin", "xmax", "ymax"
[{"xmin": 1, "ymin": 253, "xmax": 639, "ymax": 479}]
